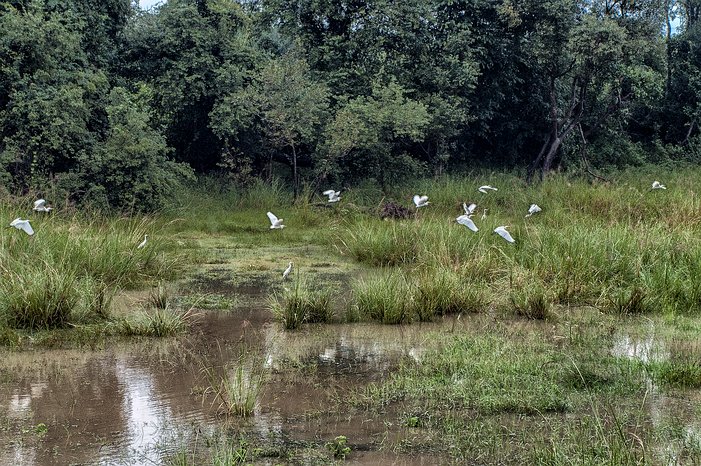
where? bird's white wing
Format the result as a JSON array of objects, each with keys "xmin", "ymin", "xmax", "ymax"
[
  {"xmin": 20, "ymin": 220, "xmax": 34, "ymax": 235},
  {"xmin": 419, "ymin": 195, "xmax": 429, "ymax": 204},
  {"xmin": 478, "ymin": 186, "xmax": 487, "ymax": 193},
  {"xmin": 456, "ymin": 215, "xmax": 478, "ymax": 232},
  {"xmin": 323, "ymin": 190, "xmax": 335, "ymax": 196},
  {"xmin": 413, "ymin": 195, "xmax": 421, "ymax": 206},
  {"xmin": 33, "ymin": 199, "xmax": 46, "ymax": 209},
  {"xmin": 267, "ymin": 212, "xmax": 278, "ymax": 224},
  {"xmin": 495, "ymin": 227, "xmax": 515, "ymax": 243},
  {"xmin": 467, "ymin": 203, "xmax": 477, "ymax": 214}
]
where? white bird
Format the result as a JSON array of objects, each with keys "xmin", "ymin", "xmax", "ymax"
[
  {"xmin": 494, "ymin": 226, "xmax": 515, "ymax": 243},
  {"xmin": 525, "ymin": 204, "xmax": 542, "ymax": 218},
  {"xmin": 456, "ymin": 214, "xmax": 478, "ymax": 232},
  {"xmin": 413, "ymin": 195, "xmax": 430, "ymax": 208},
  {"xmin": 33, "ymin": 199, "xmax": 52, "ymax": 212},
  {"xmin": 137, "ymin": 234, "xmax": 148, "ymax": 249},
  {"xmin": 463, "ymin": 203, "xmax": 477, "ymax": 215},
  {"xmin": 282, "ymin": 262, "xmax": 293, "ymax": 280},
  {"xmin": 478, "ymin": 185, "xmax": 498, "ymax": 194},
  {"xmin": 651, "ymin": 181, "xmax": 666, "ymax": 190},
  {"xmin": 267, "ymin": 211, "xmax": 285, "ymax": 229},
  {"xmin": 9, "ymin": 218, "xmax": 33, "ymax": 235},
  {"xmin": 481, "ymin": 209, "xmax": 488, "ymax": 220},
  {"xmin": 322, "ymin": 189, "xmax": 341, "ymax": 203}
]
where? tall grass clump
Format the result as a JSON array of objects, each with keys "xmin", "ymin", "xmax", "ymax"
[
  {"xmin": 118, "ymin": 307, "xmax": 192, "ymax": 337},
  {"xmin": 412, "ymin": 267, "xmax": 488, "ymax": 320},
  {"xmin": 203, "ymin": 351, "xmax": 267, "ymax": 417},
  {"xmin": 344, "ymin": 220, "xmax": 419, "ymax": 266},
  {"xmin": 353, "ymin": 270, "xmax": 414, "ymax": 324},
  {"xmin": 269, "ymin": 274, "xmax": 334, "ymax": 329},
  {"xmin": 0, "ymin": 265, "xmax": 79, "ymax": 329}
]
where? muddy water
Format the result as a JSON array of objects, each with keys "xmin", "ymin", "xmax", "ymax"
[{"xmin": 0, "ymin": 281, "xmax": 456, "ymax": 465}]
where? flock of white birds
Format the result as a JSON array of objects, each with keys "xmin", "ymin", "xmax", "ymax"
[
  {"xmin": 8, "ymin": 198, "xmax": 149, "ymax": 250},
  {"xmin": 272, "ymin": 179, "xmax": 667, "ymax": 277},
  {"xmin": 6, "ymin": 180, "xmax": 666, "ymax": 277}
]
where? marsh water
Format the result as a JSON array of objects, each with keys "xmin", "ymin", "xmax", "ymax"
[
  {"xmin": 0, "ymin": 278, "xmax": 448, "ymax": 465},
  {"xmin": 1, "ymin": 276, "xmax": 700, "ymax": 465}
]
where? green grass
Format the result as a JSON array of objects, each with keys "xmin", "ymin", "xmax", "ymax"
[{"xmin": 269, "ymin": 274, "xmax": 335, "ymax": 329}]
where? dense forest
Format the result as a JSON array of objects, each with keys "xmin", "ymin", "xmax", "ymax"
[{"xmin": 1, "ymin": 0, "xmax": 700, "ymax": 209}]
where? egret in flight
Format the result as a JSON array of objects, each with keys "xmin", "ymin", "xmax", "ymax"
[
  {"xmin": 456, "ymin": 214, "xmax": 478, "ymax": 232},
  {"xmin": 10, "ymin": 218, "xmax": 34, "ymax": 235},
  {"xmin": 651, "ymin": 181, "xmax": 666, "ymax": 190},
  {"xmin": 282, "ymin": 262, "xmax": 293, "ymax": 280},
  {"xmin": 267, "ymin": 212, "xmax": 285, "ymax": 229},
  {"xmin": 413, "ymin": 195, "xmax": 430, "ymax": 208},
  {"xmin": 323, "ymin": 190, "xmax": 341, "ymax": 203},
  {"xmin": 494, "ymin": 226, "xmax": 515, "ymax": 243},
  {"xmin": 137, "ymin": 234, "xmax": 148, "ymax": 249},
  {"xmin": 33, "ymin": 199, "xmax": 52, "ymax": 212},
  {"xmin": 463, "ymin": 203, "xmax": 477, "ymax": 215},
  {"xmin": 525, "ymin": 204, "xmax": 542, "ymax": 218},
  {"xmin": 478, "ymin": 185, "xmax": 498, "ymax": 194}
]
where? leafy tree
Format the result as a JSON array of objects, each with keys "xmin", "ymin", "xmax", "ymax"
[
  {"xmin": 75, "ymin": 87, "xmax": 193, "ymax": 211},
  {"xmin": 321, "ymin": 80, "xmax": 429, "ymax": 190}
]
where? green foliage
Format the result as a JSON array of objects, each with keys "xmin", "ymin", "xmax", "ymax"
[{"xmin": 325, "ymin": 435, "xmax": 351, "ymax": 460}]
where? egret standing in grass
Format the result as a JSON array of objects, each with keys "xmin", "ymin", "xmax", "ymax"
[
  {"xmin": 481, "ymin": 208, "xmax": 488, "ymax": 220},
  {"xmin": 413, "ymin": 195, "xmax": 430, "ymax": 208},
  {"xmin": 525, "ymin": 204, "xmax": 542, "ymax": 217},
  {"xmin": 137, "ymin": 234, "xmax": 148, "ymax": 249},
  {"xmin": 323, "ymin": 190, "xmax": 341, "ymax": 203},
  {"xmin": 494, "ymin": 226, "xmax": 515, "ymax": 243},
  {"xmin": 651, "ymin": 181, "xmax": 666, "ymax": 190},
  {"xmin": 456, "ymin": 214, "xmax": 478, "ymax": 232},
  {"xmin": 478, "ymin": 185, "xmax": 498, "ymax": 194},
  {"xmin": 10, "ymin": 218, "xmax": 34, "ymax": 235},
  {"xmin": 33, "ymin": 199, "xmax": 52, "ymax": 212},
  {"xmin": 267, "ymin": 211, "xmax": 285, "ymax": 229},
  {"xmin": 283, "ymin": 262, "xmax": 293, "ymax": 280}
]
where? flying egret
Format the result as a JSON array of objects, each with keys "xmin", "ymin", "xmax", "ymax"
[
  {"xmin": 478, "ymin": 185, "xmax": 498, "ymax": 194},
  {"xmin": 33, "ymin": 199, "xmax": 52, "ymax": 212},
  {"xmin": 322, "ymin": 189, "xmax": 341, "ymax": 203},
  {"xmin": 651, "ymin": 181, "xmax": 666, "ymax": 190},
  {"xmin": 525, "ymin": 204, "xmax": 542, "ymax": 218},
  {"xmin": 494, "ymin": 226, "xmax": 515, "ymax": 243},
  {"xmin": 137, "ymin": 234, "xmax": 148, "ymax": 249},
  {"xmin": 463, "ymin": 202, "xmax": 477, "ymax": 215},
  {"xmin": 456, "ymin": 214, "xmax": 478, "ymax": 232},
  {"xmin": 9, "ymin": 218, "xmax": 33, "ymax": 235},
  {"xmin": 282, "ymin": 262, "xmax": 293, "ymax": 280},
  {"xmin": 481, "ymin": 209, "xmax": 488, "ymax": 220},
  {"xmin": 413, "ymin": 195, "xmax": 430, "ymax": 208},
  {"xmin": 267, "ymin": 211, "xmax": 285, "ymax": 229}
]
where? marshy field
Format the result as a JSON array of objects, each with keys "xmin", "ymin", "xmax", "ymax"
[{"xmin": 1, "ymin": 168, "xmax": 701, "ymax": 465}]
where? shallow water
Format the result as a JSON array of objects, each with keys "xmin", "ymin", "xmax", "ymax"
[{"xmin": 0, "ymin": 283, "xmax": 456, "ymax": 465}]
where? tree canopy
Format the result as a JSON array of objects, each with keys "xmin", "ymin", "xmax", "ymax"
[{"xmin": 0, "ymin": 0, "xmax": 699, "ymax": 208}]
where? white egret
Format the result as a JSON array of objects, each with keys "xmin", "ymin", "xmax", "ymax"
[
  {"xmin": 525, "ymin": 204, "xmax": 542, "ymax": 218},
  {"xmin": 651, "ymin": 181, "xmax": 666, "ymax": 190},
  {"xmin": 9, "ymin": 218, "xmax": 33, "ymax": 235},
  {"xmin": 282, "ymin": 262, "xmax": 293, "ymax": 280},
  {"xmin": 481, "ymin": 208, "xmax": 488, "ymax": 220},
  {"xmin": 478, "ymin": 185, "xmax": 498, "ymax": 194},
  {"xmin": 413, "ymin": 195, "xmax": 430, "ymax": 208},
  {"xmin": 267, "ymin": 211, "xmax": 285, "ymax": 229},
  {"xmin": 494, "ymin": 226, "xmax": 515, "ymax": 243},
  {"xmin": 463, "ymin": 202, "xmax": 477, "ymax": 215},
  {"xmin": 137, "ymin": 234, "xmax": 148, "ymax": 249},
  {"xmin": 456, "ymin": 214, "xmax": 478, "ymax": 232},
  {"xmin": 322, "ymin": 189, "xmax": 341, "ymax": 203},
  {"xmin": 33, "ymin": 199, "xmax": 52, "ymax": 212}
]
